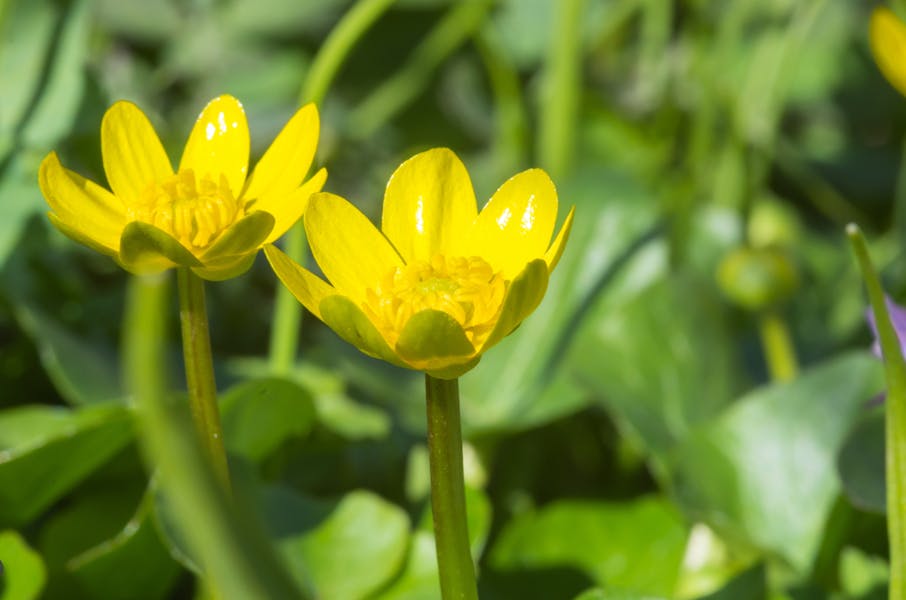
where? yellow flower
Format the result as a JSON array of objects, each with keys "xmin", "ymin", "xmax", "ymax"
[
  {"xmin": 38, "ymin": 95, "xmax": 326, "ymax": 280},
  {"xmin": 870, "ymin": 6, "xmax": 906, "ymax": 98},
  {"xmin": 265, "ymin": 148, "xmax": 574, "ymax": 379}
]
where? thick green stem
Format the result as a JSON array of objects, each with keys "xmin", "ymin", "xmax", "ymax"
[
  {"xmin": 269, "ymin": 0, "xmax": 397, "ymax": 375},
  {"xmin": 847, "ymin": 224, "xmax": 906, "ymax": 600},
  {"xmin": 758, "ymin": 311, "xmax": 798, "ymax": 382},
  {"xmin": 177, "ymin": 267, "xmax": 230, "ymax": 490},
  {"xmin": 537, "ymin": 0, "xmax": 585, "ymax": 178},
  {"xmin": 125, "ymin": 275, "xmax": 305, "ymax": 599},
  {"xmin": 425, "ymin": 376, "xmax": 477, "ymax": 600}
]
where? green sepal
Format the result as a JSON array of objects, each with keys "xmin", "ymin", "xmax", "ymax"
[
  {"xmin": 119, "ymin": 221, "xmax": 201, "ymax": 274},
  {"xmin": 319, "ymin": 295, "xmax": 407, "ymax": 369},
  {"xmin": 47, "ymin": 212, "xmax": 118, "ymax": 257},
  {"xmin": 192, "ymin": 253, "xmax": 256, "ymax": 281},
  {"xmin": 396, "ymin": 309, "xmax": 474, "ymax": 365},
  {"xmin": 424, "ymin": 355, "xmax": 481, "ymax": 380},
  {"xmin": 202, "ymin": 211, "xmax": 274, "ymax": 261},
  {"xmin": 482, "ymin": 259, "xmax": 549, "ymax": 352}
]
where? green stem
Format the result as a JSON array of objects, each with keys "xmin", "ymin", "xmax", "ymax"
[
  {"xmin": 348, "ymin": 0, "xmax": 494, "ymax": 138},
  {"xmin": 270, "ymin": 0, "xmax": 397, "ymax": 375},
  {"xmin": 846, "ymin": 224, "xmax": 906, "ymax": 600},
  {"xmin": 425, "ymin": 375, "xmax": 477, "ymax": 600},
  {"xmin": 537, "ymin": 0, "xmax": 585, "ymax": 178},
  {"xmin": 177, "ymin": 267, "xmax": 230, "ymax": 490},
  {"xmin": 758, "ymin": 311, "xmax": 798, "ymax": 382},
  {"xmin": 124, "ymin": 275, "xmax": 306, "ymax": 599}
]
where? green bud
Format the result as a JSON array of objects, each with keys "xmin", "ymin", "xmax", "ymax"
[{"xmin": 717, "ymin": 247, "xmax": 798, "ymax": 311}]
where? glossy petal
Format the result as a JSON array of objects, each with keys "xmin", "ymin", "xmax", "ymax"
[
  {"xmin": 264, "ymin": 245, "xmax": 335, "ymax": 320},
  {"xmin": 871, "ymin": 7, "xmax": 906, "ymax": 98},
  {"xmin": 319, "ymin": 295, "xmax": 408, "ymax": 368},
  {"xmin": 201, "ymin": 211, "xmax": 274, "ymax": 261},
  {"xmin": 466, "ymin": 169, "xmax": 558, "ymax": 278},
  {"xmin": 261, "ymin": 167, "xmax": 328, "ymax": 244},
  {"xmin": 100, "ymin": 101, "xmax": 173, "ymax": 206},
  {"xmin": 480, "ymin": 259, "xmax": 549, "ymax": 353},
  {"xmin": 381, "ymin": 148, "xmax": 478, "ymax": 262},
  {"xmin": 119, "ymin": 221, "xmax": 202, "ymax": 274},
  {"xmin": 242, "ymin": 103, "xmax": 319, "ymax": 205},
  {"xmin": 395, "ymin": 309, "xmax": 475, "ymax": 366},
  {"xmin": 544, "ymin": 205, "xmax": 575, "ymax": 271},
  {"xmin": 178, "ymin": 95, "xmax": 249, "ymax": 197},
  {"xmin": 38, "ymin": 153, "xmax": 125, "ymax": 252},
  {"xmin": 304, "ymin": 192, "xmax": 403, "ymax": 302},
  {"xmin": 192, "ymin": 253, "xmax": 257, "ymax": 281}
]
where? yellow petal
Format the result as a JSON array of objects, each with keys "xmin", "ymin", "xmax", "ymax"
[
  {"xmin": 381, "ymin": 148, "xmax": 478, "ymax": 262},
  {"xmin": 264, "ymin": 244, "xmax": 335, "ymax": 320},
  {"xmin": 480, "ymin": 259, "xmax": 549, "ymax": 353},
  {"xmin": 544, "ymin": 205, "xmax": 575, "ymax": 271},
  {"xmin": 47, "ymin": 213, "xmax": 117, "ymax": 257},
  {"xmin": 319, "ymin": 295, "xmax": 408, "ymax": 368},
  {"xmin": 261, "ymin": 168, "xmax": 328, "ymax": 244},
  {"xmin": 39, "ymin": 152, "xmax": 125, "ymax": 252},
  {"xmin": 466, "ymin": 169, "xmax": 557, "ymax": 278},
  {"xmin": 242, "ymin": 103, "xmax": 320, "ymax": 205},
  {"xmin": 100, "ymin": 101, "xmax": 173, "ymax": 207},
  {"xmin": 871, "ymin": 7, "xmax": 906, "ymax": 98},
  {"xmin": 304, "ymin": 192, "xmax": 403, "ymax": 303},
  {"xmin": 178, "ymin": 95, "xmax": 249, "ymax": 198}
]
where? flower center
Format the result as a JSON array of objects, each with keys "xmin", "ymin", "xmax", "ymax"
[
  {"xmin": 130, "ymin": 170, "xmax": 241, "ymax": 249},
  {"xmin": 363, "ymin": 254, "xmax": 507, "ymax": 347}
]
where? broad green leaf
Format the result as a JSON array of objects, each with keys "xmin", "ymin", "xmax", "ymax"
[
  {"xmin": 65, "ymin": 495, "xmax": 181, "ymax": 600},
  {"xmin": 569, "ymin": 272, "xmax": 738, "ymax": 475},
  {"xmin": 839, "ymin": 546, "xmax": 889, "ymax": 598},
  {"xmin": 13, "ymin": 305, "xmax": 123, "ymax": 406},
  {"xmin": 672, "ymin": 352, "xmax": 884, "ymax": 573},
  {"xmin": 0, "ymin": 154, "xmax": 45, "ymax": 267},
  {"xmin": 262, "ymin": 487, "xmax": 410, "ymax": 599},
  {"xmin": 220, "ymin": 377, "xmax": 317, "ymax": 462},
  {"xmin": 489, "ymin": 496, "xmax": 687, "ymax": 596},
  {"xmin": 0, "ymin": 530, "xmax": 46, "ymax": 600},
  {"xmin": 20, "ymin": 0, "xmax": 90, "ymax": 149},
  {"xmin": 0, "ymin": 0, "xmax": 55, "ymax": 155},
  {"xmin": 0, "ymin": 404, "xmax": 133, "ymax": 526},
  {"xmin": 838, "ymin": 407, "xmax": 886, "ymax": 514},
  {"xmin": 573, "ymin": 589, "xmax": 667, "ymax": 600},
  {"xmin": 695, "ymin": 563, "xmax": 765, "ymax": 600},
  {"xmin": 377, "ymin": 486, "xmax": 492, "ymax": 599}
]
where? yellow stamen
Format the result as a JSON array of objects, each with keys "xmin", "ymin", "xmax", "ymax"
[
  {"xmin": 363, "ymin": 254, "xmax": 507, "ymax": 347},
  {"xmin": 130, "ymin": 169, "xmax": 241, "ymax": 249}
]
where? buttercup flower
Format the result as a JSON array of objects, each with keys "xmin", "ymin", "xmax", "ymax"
[
  {"xmin": 265, "ymin": 148, "xmax": 574, "ymax": 379},
  {"xmin": 870, "ymin": 6, "xmax": 906, "ymax": 98},
  {"xmin": 39, "ymin": 95, "xmax": 325, "ymax": 280}
]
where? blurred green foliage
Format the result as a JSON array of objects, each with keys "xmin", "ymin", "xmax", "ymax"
[{"xmin": 0, "ymin": 0, "xmax": 902, "ymax": 597}]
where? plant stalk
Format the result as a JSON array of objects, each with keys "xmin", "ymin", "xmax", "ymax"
[
  {"xmin": 425, "ymin": 375, "xmax": 477, "ymax": 600},
  {"xmin": 847, "ymin": 224, "xmax": 906, "ymax": 600},
  {"xmin": 758, "ymin": 311, "xmax": 798, "ymax": 382},
  {"xmin": 177, "ymin": 267, "xmax": 230, "ymax": 490}
]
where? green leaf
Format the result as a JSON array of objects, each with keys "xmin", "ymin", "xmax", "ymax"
[
  {"xmin": 672, "ymin": 352, "xmax": 884, "ymax": 573},
  {"xmin": 489, "ymin": 496, "xmax": 687, "ymax": 596},
  {"xmin": 573, "ymin": 589, "xmax": 668, "ymax": 600},
  {"xmin": 65, "ymin": 495, "xmax": 181, "ymax": 600},
  {"xmin": 0, "ymin": 404, "xmax": 134, "ymax": 526},
  {"xmin": 838, "ymin": 407, "xmax": 886, "ymax": 514},
  {"xmin": 119, "ymin": 221, "xmax": 201, "ymax": 273},
  {"xmin": 0, "ymin": 154, "xmax": 45, "ymax": 267},
  {"xmin": 13, "ymin": 305, "xmax": 124, "ymax": 406},
  {"xmin": 262, "ymin": 487, "xmax": 410, "ymax": 599},
  {"xmin": 377, "ymin": 486, "xmax": 491, "ymax": 599},
  {"xmin": 569, "ymin": 272, "xmax": 738, "ymax": 474},
  {"xmin": 20, "ymin": 0, "xmax": 90, "ymax": 149},
  {"xmin": 220, "ymin": 377, "xmax": 317, "ymax": 462},
  {"xmin": 0, "ymin": 0, "xmax": 55, "ymax": 155},
  {"xmin": 0, "ymin": 530, "xmax": 46, "ymax": 600}
]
